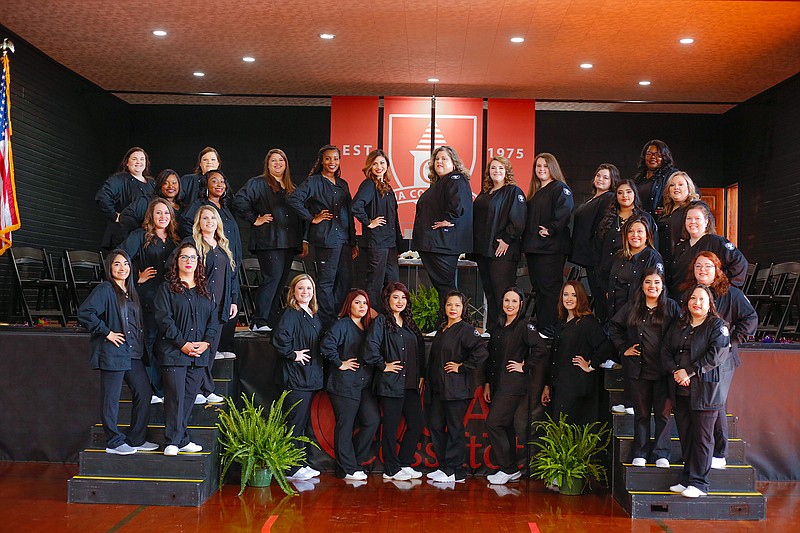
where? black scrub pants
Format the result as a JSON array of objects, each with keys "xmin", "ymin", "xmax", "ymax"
[
  {"xmin": 363, "ymin": 247, "xmax": 400, "ymax": 312},
  {"xmin": 475, "ymin": 256, "xmax": 518, "ymax": 333},
  {"xmin": 674, "ymin": 394, "xmax": 719, "ymax": 492},
  {"xmin": 101, "ymin": 359, "xmax": 152, "ymax": 448},
  {"xmin": 629, "ymin": 377, "xmax": 672, "ymax": 461},
  {"xmin": 329, "ymin": 388, "xmax": 381, "ymax": 476},
  {"xmin": 315, "ymin": 245, "xmax": 353, "ymax": 328},
  {"xmin": 162, "ymin": 365, "xmax": 203, "ymax": 448},
  {"xmin": 426, "ymin": 391, "xmax": 470, "ymax": 479},
  {"xmin": 419, "ymin": 251, "xmax": 459, "ymax": 314},
  {"xmin": 486, "ymin": 393, "xmax": 523, "ymax": 473},
  {"xmin": 380, "ymin": 390, "xmax": 425, "ymax": 476},
  {"xmin": 525, "ymin": 253, "xmax": 565, "ymax": 333},
  {"xmin": 284, "ymin": 389, "xmax": 317, "ymax": 476},
  {"xmin": 255, "ymin": 249, "xmax": 295, "ymax": 328}
]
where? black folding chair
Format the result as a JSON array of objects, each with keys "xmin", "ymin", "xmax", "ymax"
[{"xmin": 9, "ymin": 246, "xmax": 68, "ymax": 326}]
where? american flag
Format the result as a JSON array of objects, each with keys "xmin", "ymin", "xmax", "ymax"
[{"xmin": 0, "ymin": 51, "xmax": 20, "ymax": 255}]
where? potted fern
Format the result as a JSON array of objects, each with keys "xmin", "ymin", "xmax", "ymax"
[
  {"xmin": 529, "ymin": 413, "xmax": 610, "ymax": 495},
  {"xmin": 217, "ymin": 391, "xmax": 318, "ymax": 496},
  {"xmin": 410, "ymin": 285, "xmax": 439, "ymax": 333}
]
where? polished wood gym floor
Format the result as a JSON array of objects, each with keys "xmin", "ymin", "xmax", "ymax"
[{"xmin": 1, "ymin": 462, "xmax": 798, "ymax": 532}]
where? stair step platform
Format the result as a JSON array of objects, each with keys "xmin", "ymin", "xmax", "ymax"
[
  {"xmin": 78, "ymin": 448, "xmax": 218, "ymax": 479},
  {"xmin": 614, "ymin": 462, "xmax": 757, "ymax": 492},
  {"xmin": 604, "ymin": 368, "xmax": 624, "ymax": 390},
  {"xmin": 68, "ymin": 474, "xmax": 218, "ymax": 507},
  {"xmin": 89, "ymin": 424, "xmax": 219, "ymax": 451},
  {"xmin": 118, "ymin": 400, "xmax": 226, "ymax": 426},
  {"xmin": 615, "ymin": 436, "xmax": 747, "ymax": 465},
  {"xmin": 617, "ymin": 490, "xmax": 766, "ymax": 520},
  {"xmin": 612, "ymin": 412, "xmax": 737, "ymax": 438}
]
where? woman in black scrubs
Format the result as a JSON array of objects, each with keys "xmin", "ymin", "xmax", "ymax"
[
  {"xmin": 595, "ymin": 179, "xmax": 655, "ymax": 322},
  {"xmin": 187, "ymin": 205, "xmax": 239, "ymax": 405},
  {"xmin": 469, "ymin": 156, "xmax": 526, "ymax": 333},
  {"xmin": 632, "ymin": 140, "xmax": 678, "ymax": 218},
  {"xmin": 364, "ymin": 281, "xmax": 426, "ymax": 482},
  {"xmin": 182, "ymin": 170, "xmax": 243, "ymax": 358},
  {"xmin": 95, "ymin": 147, "xmax": 155, "ymax": 249},
  {"xmin": 287, "ymin": 145, "xmax": 357, "ymax": 328},
  {"xmin": 664, "ymin": 284, "xmax": 731, "ymax": 498},
  {"xmin": 78, "ymin": 249, "xmax": 156, "ymax": 455},
  {"xmin": 669, "ymin": 202, "xmax": 747, "ymax": 296},
  {"xmin": 180, "ymin": 146, "xmax": 221, "ymax": 206},
  {"xmin": 121, "ymin": 198, "xmax": 181, "ymax": 403},
  {"xmin": 656, "ymin": 171, "xmax": 700, "ymax": 267},
  {"xmin": 120, "ymin": 169, "xmax": 182, "ymax": 233},
  {"xmin": 484, "ymin": 287, "xmax": 548, "ymax": 485},
  {"xmin": 412, "ymin": 146, "xmax": 473, "ymax": 315},
  {"xmin": 570, "ymin": 164, "xmax": 620, "ymax": 314},
  {"xmin": 154, "ymin": 242, "xmax": 219, "ymax": 456},
  {"xmin": 609, "ymin": 269, "xmax": 680, "ymax": 468},
  {"xmin": 541, "ymin": 281, "xmax": 611, "ymax": 425},
  {"xmin": 352, "ymin": 149, "xmax": 402, "ymax": 313},
  {"xmin": 522, "ymin": 153, "xmax": 574, "ymax": 337},
  {"xmin": 271, "ymin": 274, "xmax": 324, "ymax": 481},
  {"xmin": 606, "ymin": 216, "xmax": 665, "ymax": 320},
  {"xmin": 679, "ymin": 251, "xmax": 757, "ymax": 470},
  {"xmin": 232, "ymin": 148, "xmax": 303, "ymax": 331},
  {"xmin": 425, "ymin": 291, "xmax": 488, "ymax": 484},
  {"xmin": 321, "ymin": 289, "xmax": 380, "ymax": 481}
]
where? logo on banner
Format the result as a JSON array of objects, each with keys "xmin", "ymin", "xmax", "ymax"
[{"xmin": 386, "ymin": 114, "xmax": 479, "ymax": 230}]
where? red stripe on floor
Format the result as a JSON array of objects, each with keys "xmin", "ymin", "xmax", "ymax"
[
  {"xmin": 262, "ymin": 515, "xmax": 278, "ymax": 532},
  {"xmin": 529, "ymin": 523, "xmax": 541, "ymax": 533}
]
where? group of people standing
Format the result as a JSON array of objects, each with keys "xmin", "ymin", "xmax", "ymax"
[{"xmin": 81, "ymin": 139, "xmax": 753, "ymax": 498}]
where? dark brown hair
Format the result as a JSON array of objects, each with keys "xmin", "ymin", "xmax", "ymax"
[
  {"xmin": 338, "ymin": 289, "xmax": 372, "ymax": 330},
  {"xmin": 557, "ymin": 281, "xmax": 592, "ymax": 320},
  {"xmin": 166, "ymin": 243, "xmax": 209, "ymax": 298},
  {"xmin": 261, "ymin": 148, "xmax": 295, "ymax": 193},
  {"xmin": 362, "ymin": 149, "xmax": 394, "ymax": 196}
]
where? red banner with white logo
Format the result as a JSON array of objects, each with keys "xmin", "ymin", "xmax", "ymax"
[
  {"xmin": 486, "ymin": 98, "xmax": 536, "ymax": 196},
  {"xmin": 383, "ymin": 96, "xmax": 483, "ymax": 236}
]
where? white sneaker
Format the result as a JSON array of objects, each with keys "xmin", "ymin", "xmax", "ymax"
[
  {"xmin": 133, "ymin": 441, "xmax": 159, "ymax": 451},
  {"xmin": 480, "ymin": 331, "xmax": 491, "ymax": 338},
  {"xmin": 670, "ymin": 483, "xmax": 686, "ymax": 493},
  {"xmin": 600, "ymin": 359, "xmax": 616, "ymax": 369},
  {"xmin": 487, "ymin": 471, "xmax": 516, "ymax": 485},
  {"xmin": 252, "ymin": 324, "xmax": 272, "ymax": 332},
  {"xmin": 625, "ymin": 407, "xmax": 635, "ymax": 415},
  {"xmin": 383, "ymin": 471, "xmax": 412, "ymax": 481},
  {"xmin": 611, "ymin": 404, "xmax": 626, "ymax": 414},
  {"xmin": 150, "ymin": 395, "xmax": 164, "ymax": 404},
  {"xmin": 180, "ymin": 442, "xmax": 202, "ymax": 452},
  {"xmin": 426, "ymin": 331, "xmax": 437, "ymax": 337},
  {"xmin": 344, "ymin": 471, "xmax": 368, "ymax": 481},
  {"xmin": 106, "ymin": 443, "xmax": 137, "ymax": 455},
  {"xmin": 214, "ymin": 351, "xmax": 225, "ymax": 360},
  {"xmin": 205, "ymin": 393, "xmax": 224, "ymax": 403},
  {"xmin": 194, "ymin": 393, "xmax": 207, "ymax": 405},
  {"xmin": 300, "ymin": 466, "xmax": 320, "ymax": 477},
  {"xmin": 400, "ymin": 467, "xmax": 423, "ymax": 479},
  {"xmin": 681, "ymin": 486, "xmax": 707, "ymax": 498},
  {"xmin": 655, "ymin": 458, "xmax": 670, "ymax": 468},
  {"xmin": 631, "ymin": 457, "xmax": 646, "ymax": 467},
  {"xmin": 711, "ymin": 457, "xmax": 727, "ymax": 469},
  {"xmin": 426, "ymin": 469, "xmax": 446, "ymax": 481},
  {"xmin": 287, "ymin": 469, "xmax": 314, "ymax": 481},
  {"xmin": 221, "ymin": 351, "xmax": 237, "ymax": 359},
  {"xmin": 164, "ymin": 445, "xmax": 179, "ymax": 456},
  {"xmin": 434, "ymin": 474, "xmax": 456, "ymax": 483}
]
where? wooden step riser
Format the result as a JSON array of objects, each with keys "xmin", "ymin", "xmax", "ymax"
[
  {"xmin": 614, "ymin": 462, "xmax": 757, "ymax": 492},
  {"xmin": 612, "ymin": 413, "xmax": 738, "ymax": 439},
  {"xmin": 614, "ymin": 437, "xmax": 747, "ymax": 465},
  {"xmin": 89, "ymin": 425, "xmax": 220, "ymax": 451},
  {"xmin": 117, "ymin": 401, "xmax": 225, "ymax": 426},
  {"xmin": 78, "ymin": 449, "xmax": 218, "ymax": 479},
  {"xmin": 68, "ymin": 477, "xmax": 216, "ymax": 507},
  {"xmin": 619, "ymin": 491, "xmax": 766, "ymax": 520},
  {"xmin": 604, "ymin": 369, "xmax": 624, "ymax": 390},
  {"xmin": 121, "ymin": 378, "xmax": 235, "ymax": 400}
]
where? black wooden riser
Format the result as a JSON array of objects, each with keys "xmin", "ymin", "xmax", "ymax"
[
  {"xmin": 89, "ymin": 424, "xmax": 220, "ymax": 451},
  {"xmin": 68, "ymin": 477, "xmax": 217, "ymax": 507},
  {"xmin": 621, "ymin": 491, "xmax": 766, "ymax": 520},
  {"xmin": 78, "ymin": 449, "xmax": 218, "ymax": 479},
  {"xmin": 118, "ymin": 401, "xmax": 226, "ymax": 426},
  {"xmin": 612, "ymin": 413, "xmax": 738, "ymax": 438},
  {"xmin": 614, "ymin": 462, "xmax": 757, "ymax": 492},
  {"xmin": 615, "ymin": 436, "xmax": 747, "ymax": 465},
  {"xmin": 604, "ymin": 369, "xmax": 624, "ymax": 390}
]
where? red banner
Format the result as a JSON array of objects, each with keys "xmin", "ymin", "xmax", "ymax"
[
  {"xmin": 486, "ymin": 98, "xmax": 536, "ymax": 195},
  {"xmin": 330, "ymin": 96, "xmax": 379, "ymax": 234},
  {"xmin": 383, "ymin": 97, "xmax": 483, "ymax": 236}
]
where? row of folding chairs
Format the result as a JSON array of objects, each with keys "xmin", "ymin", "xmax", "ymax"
[{"xmin": 745, "ymin": 261, "xmax": 800, "ymax": 340}]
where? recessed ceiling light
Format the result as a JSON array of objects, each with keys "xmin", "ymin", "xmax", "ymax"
[
  {"xmin": 193, "ymin": 72, "xmax": 205, "ymax": 77},
  {"xmin": 152, "ymin": 30, "xmax": 167, "ymax": 37},
  {"xmin": 580, "ymin": 63, "xmax": 593, "ymax": 69},
  {"xmin": 242, "ymin": 56, "xmax": 255, "ymax": 62},
  {"xmin": 639, "ymin": 80, "xmax": 651, "ymax": 86},
  {"xmin": 510, "ymin": 37, "xmax": 525, "ymax": 43},
  {"xmin": 319, "ymin": 33, "xmax": 335, "ymax": 40},
  {"xmin": 428, "ymin": 78, "xmax": 439, "ymax": 83},
  {"xmin": 679, "ymin": 37, "xmax": 695, "ymax": 44}
]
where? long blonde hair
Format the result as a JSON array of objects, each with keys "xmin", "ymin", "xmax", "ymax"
[
  {"xmin": 192, "ymin": 205, "xmax": 236, "ymax": 270},
  {"xmin": 286, "ymin": 274, "xmax": 318, "ymax": 314},
  {"xmin": 662, "ymin": 171, "xmax": 700, "ymax": 215}
]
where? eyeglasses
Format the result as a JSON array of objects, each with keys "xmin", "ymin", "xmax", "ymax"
[
  {"xmin": 646, "ymin": 151, "xmax": 663, "ymax": 158},
  {"xmin": 179, "ymin": 255, "xmax": 199, "ymax": 261},
  {"xmin": 694, "ymin": 264, "xmax": 715, "ymax": 271}
]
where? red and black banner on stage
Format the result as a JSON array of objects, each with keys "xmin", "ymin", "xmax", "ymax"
[{"xmin": 330, "ymin": 96, "xmax": 535, "ymax": 236}]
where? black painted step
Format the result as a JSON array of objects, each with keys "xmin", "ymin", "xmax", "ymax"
[
  {"xmin": 612, "ymin": 412, "xmax": 738, "ymax": 438},
  {"xmin": 68, "ymin": 475, "xmax": 217, "ymax": 507},
  {"xmin": 118, "ymin": 400, "xmax": 226, "ymax": 426},
  {"xmin": 614, "ymin": 435, "xmax": 747, "ymax": 465},
  {"xmin": 617, "ymin": 490, "xmax": 766, "ymax": 520},
  {"xmin": 604, "ymin": 368, "xmax": 624, "ymax": 390},
  {"xmin": 614, "ymin": 462, "xmax": 757, "ymax": 492},
  {"xmin": 78, "ymin": 448, "xmax": 218, "ymax": 479},
  {"xmin": 89, "ymin": 424, "xmax": 220, "ymax": 451}
]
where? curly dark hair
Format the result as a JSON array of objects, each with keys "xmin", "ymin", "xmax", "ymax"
[
  {"xmin": 200, "ymin": 169, "xmax": 231, "ymax": 209},
  {"xmin": 380, "ymin": 281, "xmax": 421, "ymax": 336},
  {"xmin": 166, "ymin": 243, "xmax": 209, "ymax": 298},
  {"xmin": 308, "ymin": 144, "xmax": 341, "ymax": 179},
  {"xmin": 635, "ymin": 139, "xmax": 674, "ymax": 175},
  {"xmin": 439, "ymin": 290, "xmax": 470, "ymax": 329}
]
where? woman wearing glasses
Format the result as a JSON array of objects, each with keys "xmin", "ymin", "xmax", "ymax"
[{"xmin": 632, "ymin": 140, "xmax": 679, "ymax": 218}]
